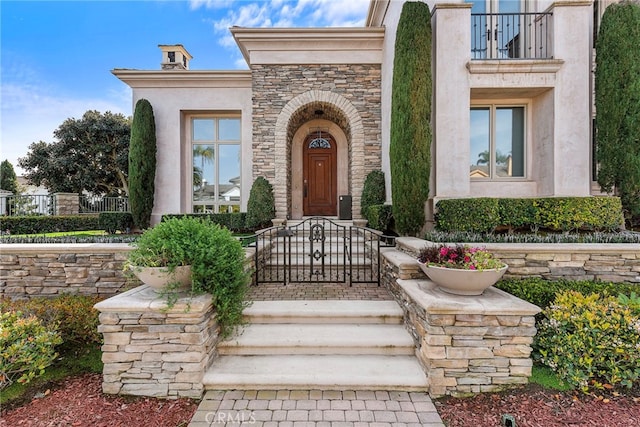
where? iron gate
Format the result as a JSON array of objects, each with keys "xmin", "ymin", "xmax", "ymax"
[{"xmin": 241, "ymin": 217, "xmax": 395, "ymax": 286}]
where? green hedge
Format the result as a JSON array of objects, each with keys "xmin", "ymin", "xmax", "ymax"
[
  {"xmin": 98, "ymin": 212, "xmax": 134, "ymax": 234},
  {"xmin": 495, "ymin": 277, "xmax": 639, "ymax": 310},
  {"xmin": 365, "ymin": 204, "xmax": 393, "ymax": 232},
  {"xmin": 435, "ymin": 198, "xmax": 500, "ymax": 233},
  {"xmin": 361, "ymin": 171, "xmax": 386, "ymax": 217},
  {"xmin": 161, "ymin": 213, "xmax": 248, "ymax": 233},
  {"xmin": 436, "ymin": 197, "xmax": 623, "ymax": 233},
  {"xmin": 0, "ymin": 215, "xmax": 100, "ymax": 235},
  {"xmin": 245, "ymin": 177, "xmax": 275, "ymax": 230}
]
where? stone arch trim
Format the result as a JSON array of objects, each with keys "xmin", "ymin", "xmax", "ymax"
[{"xmin": 274, "ymin": 90, "xmax": 366, "ymax": 219}]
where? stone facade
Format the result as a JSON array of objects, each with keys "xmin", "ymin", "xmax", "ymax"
[
  {"xmin": 95, "ymin": 286, "xmax": 218, "ymax": 399},
  {"xmin": 251, "ymin": 64, "xmax": 382, "ymax": 218},
  {"xmin": 0, "ymin": 244, "xmax": 133, "ymax": 299},
  {"xmin": 381, "ymin": 247, "xmax": 540, "ymax": 397}
]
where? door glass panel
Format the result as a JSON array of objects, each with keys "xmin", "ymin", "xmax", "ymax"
[
  {"xmin": 470, "ymin": 108, "xmax": 491, "ymax": 178},
  {"xmin": 193, "ymin": 145, "xmax": 215, "ymax": 201},
  {"xmin": 218, "ymin": 144, "xmax": 241, "ymax": 202},
  {"xmin": 496, "ymin": 107, "xmax": 524, "ymax": 177},
  {"xmin": 496, "ymin": 0, "xmax": 521, "ymax": 58}
]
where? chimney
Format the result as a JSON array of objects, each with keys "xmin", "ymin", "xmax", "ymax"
[{"xmin": 159, "ymin": 44, "xmax": 192, "ymax": 70}]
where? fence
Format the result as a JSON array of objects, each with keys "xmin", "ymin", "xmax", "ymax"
[{"xmin": 0, "ymin": 193, "xmax": 129, "ymax": 217}]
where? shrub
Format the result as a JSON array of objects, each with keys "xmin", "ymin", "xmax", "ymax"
[
  {"xmin": 162, "ymin": 213, "xmax": 248, "ymax": 233},
  {"xmin": 128, "ymin": 99, "xmax": 157, "ymax": 230},
  {"xmin": 0, "ymin": 294, "xmax": 102, "ymax": 348},
  {"xmin": 99, "ymin": 212, "xmax": 134, "ymax": 234},
  {"xmin": 127, "ymin": 216, "xmax": 250, "ymax": 338},
  {"xmin": 434, "ymin": 197, "xmax": 623, "ymax": 233},
  {"xmin": 495, "ymin": 277, "xmax": 640, "ymax": 310},
  {"xmin": 435, "ymin": 198, "xmax": 500, "ymax": 233},
  {"xmin": 536, "ymin": 291, "xmax": 640, "ymax": 392},
  {"xmin": 0, "ymin": 311, "xmax": 62, "ymax": 389},
  {"xmin": 497, "ymin": 198, "xmax": 537, "ymax": 231},
  {"xmin": 365, "ymin": 204, "xmax": 393, "ymax": 232},
  {"xmin": 534, "ymin": 197, "xmax": 623, "ymax": 232},
  {"xmin": 361, "ymin": 171, "xmax": 386, "ymax": 217},
  {"xmin": 0, "ymin": 215, "xmax": 100, "ymax": 235},
  {"xmin": 245, "ymin": 177, "xmax": 275, "ymax": 230},
  {"xmin": 390, "ymin": 1, "xmax": 432, "ymax": 236}
]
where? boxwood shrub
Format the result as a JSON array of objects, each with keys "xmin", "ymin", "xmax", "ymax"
[
  {"xmin": 365, "ymin": 204, "xmax": 393, "ymax": 232},
  {"xmin": 435, "ymin": 198, "xmax": 500, "ymax": 233},
  {"xmin": 98, "ymin": 212, "xmax": 134, "ymax": 234},
  {"xmin": 0, "ymin": 215, "xmax": 100, "ymax": 235},
  {"xmin": 436, "ymin": 197, "xmax": 623, "ymax": 233}
]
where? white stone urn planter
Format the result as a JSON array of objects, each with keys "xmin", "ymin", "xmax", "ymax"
[
  {"xmin": 130, "ymin": 265, "xmax": 192, "ymax": 292},
  {"xmin": 417, "ymin": 262, "xmax": 508, "ymax": 296}
]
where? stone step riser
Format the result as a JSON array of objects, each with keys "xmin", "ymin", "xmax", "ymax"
[{"xmin": 218, "ymin": 324, "xmax": 414, "ymax": 356}]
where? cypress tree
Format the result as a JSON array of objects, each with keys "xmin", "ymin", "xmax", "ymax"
[
  {"xmin": 390, "ymin": 1, "xmax": 432, "ymax": 236},
  {"xmin": 129, "ymin": 99, "xmax": 157, "ymax": 229},
  {"xmin": 596, "ymin": 1, "xmax": 640, "ymax": 217}
]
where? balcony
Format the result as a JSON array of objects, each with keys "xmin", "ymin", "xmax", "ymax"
[{"xmin": 471, "ymin": 12, "xmax": 553, "ymax": 60}]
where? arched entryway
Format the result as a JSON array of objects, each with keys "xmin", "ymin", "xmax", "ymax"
[
  {"xmin": 274, "ymin": 90, "xmax": 367, "ymax": 220},
  {"xmin": 303, "ymin": 131, "xmax": 337, "ymax": 216}
]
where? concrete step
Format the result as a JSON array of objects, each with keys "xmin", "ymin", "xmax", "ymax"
[
  {"xmin": 242, "ymin": 300, "xmax": 404, "ymax": 324},
  {"xmin": 203, "ymin": 355, "xmax": 428, "ymax": 391},
  {"xmin": 219, "ymin": 324, "xmax": 414, "ymax": 355}
]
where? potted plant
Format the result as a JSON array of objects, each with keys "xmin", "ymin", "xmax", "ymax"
[
  {"xmin": 124, "ymin": 216, "xmax": 250, "ymax": 337},
  {"xmin": 416, "ymin": 244, "xmax": 508, "ymax": 295}
]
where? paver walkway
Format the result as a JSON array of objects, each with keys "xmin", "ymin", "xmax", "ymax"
[
  {"xmin": 246, "ymin": 282, "xmax": 393, "ymax": 301},
  {"xmin": 188, "ymin": 389, "xmax": 444, "ymax": 427}
]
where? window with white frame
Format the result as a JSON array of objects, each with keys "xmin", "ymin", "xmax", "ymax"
[
  {"xmin": 470, "ymin": 106, "xmax": 525, "ymax": 179},
  {"xmin": 191, "ymin": 116, "xmax": 241, "ymax": 213}
]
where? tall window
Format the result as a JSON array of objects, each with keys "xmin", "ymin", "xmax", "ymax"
[
  {"xmin": 191, "ymin": 117, "xmax": 241, "ymax": 213},
  {"xmin": 470, "ymin": 106, "xmax": 525, "ymax": 179}
]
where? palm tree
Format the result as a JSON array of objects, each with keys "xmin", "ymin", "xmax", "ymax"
[
  {"xmin": 193, "ymin": 145, "xmax": 215, "ymax": 189},
  {"xmin": 477, "ymin": 150, "xmax": 490, "ymax": 165}
]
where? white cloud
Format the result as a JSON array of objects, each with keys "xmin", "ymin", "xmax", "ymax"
[{"xmin": 200, "ymin": 0, "xmax": 368, "ymax": 69}]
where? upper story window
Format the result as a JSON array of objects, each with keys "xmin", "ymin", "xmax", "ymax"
[
  {"xmin": 470, "ymin": 106, "xmax": 525, "ymax": 179},
  {"xmin": 191, "ymin": 117, "xmax": 241, "ymax": 213}
]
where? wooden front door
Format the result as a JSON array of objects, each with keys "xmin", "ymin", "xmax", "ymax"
[{"xmin": 303, "ymin": 132, "xmax": 337, "ymax": 216}]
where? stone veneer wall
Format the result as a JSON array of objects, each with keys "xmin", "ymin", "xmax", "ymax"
[
  {"xmin": 0, "ymin": 244, "xmax": 258, "ymax": 299},
  {"xmin": 396, "ymin": 238, "xmax": 640, "ymax": 284},
  {"xmin": 251, "ymin": 64, "xmax": 382, "ymax": 217},
  {"xmin": 54, "ymin": 192, "xmax": 80, "ymax": 215},
  {"xmin": 381, "ymin": 247, "xmax": 540, "ymax": 397},
  {"xmin": 0, "ymin": 244, "xmax": 133, "ymax": 299},
  {"xmin": 95, "ymin": 286, "xmax": 217, "ymax": 399}
]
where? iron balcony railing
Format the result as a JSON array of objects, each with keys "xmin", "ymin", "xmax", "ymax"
[{"xmin": 471, "ymin": 12, "xmax": 553, "ymax": 60}]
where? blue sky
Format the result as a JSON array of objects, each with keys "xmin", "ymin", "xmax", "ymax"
[{"xmin": 1, "ymin": 0, "xmax": 369, "ymax": 174}]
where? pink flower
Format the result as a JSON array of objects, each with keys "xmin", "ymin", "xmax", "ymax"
[
  {"xmin": 440, "ymin": 247, "xmax": 449, "ymax": 256},
  {"xmin": 469, "ymin": 265, "xmax": 476, "ymax": 270}
]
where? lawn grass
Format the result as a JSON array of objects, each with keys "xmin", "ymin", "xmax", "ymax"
[
  {"xmin": 529, "ymin": 364, "xmax": 573, "ymax": 391},
  {"xmin": 0, "ymin": 344, "xmax": 103, "ymax": 407},
  {"xmin": 4, "ymin": 230, "xmax": 108, "ymax": 238}
]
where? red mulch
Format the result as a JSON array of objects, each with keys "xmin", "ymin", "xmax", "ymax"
[
  {"xmin": 3, "ymin": 374, "xmax": 640, "ymax": 427},
  {"xmin": 436, "ymin": 384, "xmax": 640, "ymax": 427},
  {"xmin": 0, "ymin": 373, "xmax": 198, "ymax": 427}
]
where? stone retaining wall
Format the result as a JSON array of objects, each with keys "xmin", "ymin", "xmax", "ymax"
[
  {"xmin": 95, "ymin": 286, "xmax": 218, "ymax": 399},
  {"xmin": 0, "ymin": 244, "xmax": 133, "ymax": 299},
  {"xmin": 396, "ymin": 237, "xmax": 640, "ymax": 284},
  {"xmin": 0, "ymin": 244, "xmax": 258, "ymax": 300},
  {"xmin": 381, "ymin": 247, "xmax": 540, "ymax": 397}
]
